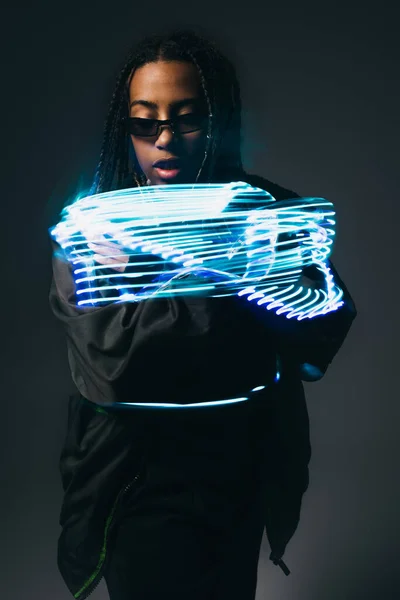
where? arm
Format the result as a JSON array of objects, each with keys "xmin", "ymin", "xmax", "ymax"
[
  {"xmin": 233, "ymin": 173, "xmax": 357, "ymax": 381},
  {"xmin": 241, "ymin": 258, "xmax": 357, "ymax": 381}
]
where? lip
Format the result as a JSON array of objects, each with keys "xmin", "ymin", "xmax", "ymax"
[{"xmin": 154, "ymin": 167, "xmax": 181, "ymax": 180}]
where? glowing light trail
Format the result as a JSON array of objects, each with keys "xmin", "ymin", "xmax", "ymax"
[{"xmin": 50, "ymin": 182, "xmax": 343, "ymax": 320}]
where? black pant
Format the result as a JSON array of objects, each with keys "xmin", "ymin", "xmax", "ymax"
[{"xmin": 104, "ymin": 397, "xmax": 268, "ymax": 600}]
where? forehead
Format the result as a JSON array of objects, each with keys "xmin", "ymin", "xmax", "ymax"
[{"xmin": 128, "ymin": 60, "xmax": 203, "ymax": 104}]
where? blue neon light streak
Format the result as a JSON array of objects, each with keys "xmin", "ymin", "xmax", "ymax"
[{"xmin": 49, "ymin": 182, "xmax": 344, "ymax": 320}]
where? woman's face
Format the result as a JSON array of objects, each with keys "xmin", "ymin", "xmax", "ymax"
[{"xmin": 128, "ymin": 60, "xmax": 209, "ymax": 185}]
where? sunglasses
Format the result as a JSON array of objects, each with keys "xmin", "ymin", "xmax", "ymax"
[{"xmin": 125, "ymin": 112, "xmax": 209, "ymax": 138}]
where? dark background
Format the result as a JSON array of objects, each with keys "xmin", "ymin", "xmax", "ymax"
[{"xmin": 2, "ymin": 1, "xmax": 398, "ymax": 598}]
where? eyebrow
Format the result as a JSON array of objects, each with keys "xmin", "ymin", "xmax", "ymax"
[{"xmin": 129, "ymin": 98, "xmax": 200, "ymax": 110}]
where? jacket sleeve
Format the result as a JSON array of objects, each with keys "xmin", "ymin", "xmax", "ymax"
[
  {"xmin": 49, "ymin": 237, "xmax": 279, "ymax": 406},
  {"xmin": 241, "ymin": 258, "xmax": 357, "ymax": 381},
  {"xmin": 237, "ymin": 173, "xmax": 357, "ymax": 382}
]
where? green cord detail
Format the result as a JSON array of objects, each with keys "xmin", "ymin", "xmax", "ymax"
[{"xmin": 73, "ymin": 493, "xmax": 120, "ymax": 598}]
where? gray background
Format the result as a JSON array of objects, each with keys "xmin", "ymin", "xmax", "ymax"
[{"xmin": 1, "ymin": 0, "xmax": 398, "ymax": 598}]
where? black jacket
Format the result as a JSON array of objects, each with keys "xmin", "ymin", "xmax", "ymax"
[{"xmin": 49, "ymin": 170, "xmax": 357, "ymax": 599}]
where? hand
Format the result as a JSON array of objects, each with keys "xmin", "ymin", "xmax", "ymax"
[{"xmin": 86, "ymin": 235, "xmax": 130, "ymax": 273}]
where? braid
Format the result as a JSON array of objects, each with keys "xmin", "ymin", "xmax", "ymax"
[
  {"xmin": 90, "ymin": 55, "xmax": 139, "ymax": 194},
  {"xmin": 90, "ymin": 29, "xmax": 244, "ymax": 194},
  {"xmin": 183, "ymin": 48, "xmax": 215, "ymax": 182}
]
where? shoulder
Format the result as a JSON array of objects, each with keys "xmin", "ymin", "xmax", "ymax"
[{"xmin": 238, "ymin": 171, "xmax": 301, "ymax": 201}]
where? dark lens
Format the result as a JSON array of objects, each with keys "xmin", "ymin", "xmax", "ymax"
[
  {"xmin": 128, "ymin": 118, "xmax": 157, "ymax": 137},
  {"xmin": 177, "ymin": 113, "xmax": 207, "ymax": 133}
]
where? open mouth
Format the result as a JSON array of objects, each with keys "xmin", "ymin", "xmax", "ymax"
[
  {"xmin": 153, "ymin": 159, "xmax": 182, "ymax": 179},
  {"xmin": 153, "ymin": 158, "xmax": 181, "ymax": 169}
]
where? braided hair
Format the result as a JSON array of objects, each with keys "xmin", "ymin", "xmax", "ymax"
[{"xmin": 90, "ymin": 29, "xmax": 244, "ymax": 194}]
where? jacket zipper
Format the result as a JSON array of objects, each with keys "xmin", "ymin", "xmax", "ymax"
[{"xmin": 73, "ymin": 466, "xmax": 144, "ymax": 600}]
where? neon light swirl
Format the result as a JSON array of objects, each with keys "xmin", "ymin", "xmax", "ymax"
[{"xmin": 50, "ymin": 181, "xmax": 344, "ymax": 320}]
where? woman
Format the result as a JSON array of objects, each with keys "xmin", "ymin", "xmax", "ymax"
[{"xmin": 49, "ymin": 29, "xmax": 357, "ymax": 600}]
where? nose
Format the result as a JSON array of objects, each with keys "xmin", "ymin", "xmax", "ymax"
[{"xmin": 155, "ymin": 124, "xmax": 176, "ymax": 149}]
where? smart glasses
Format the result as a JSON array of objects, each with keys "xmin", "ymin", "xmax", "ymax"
[{"xmin": 125, "ymin": 112, "xmax": 208, "ymax": 138}]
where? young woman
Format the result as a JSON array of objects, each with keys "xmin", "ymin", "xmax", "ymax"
[{"xmin": 49, "ymin": 29, "xmax": 357, "ymax": 600}]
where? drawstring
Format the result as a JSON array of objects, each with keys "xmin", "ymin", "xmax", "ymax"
[{"xmin": 270, "ymin": 553, "xmax": 290, "ymax": 576}]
